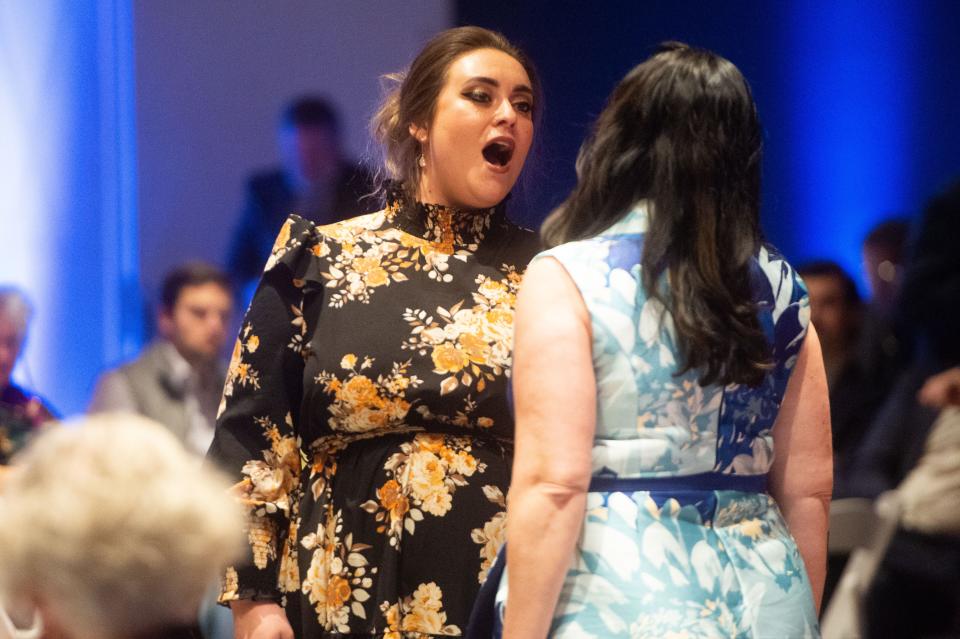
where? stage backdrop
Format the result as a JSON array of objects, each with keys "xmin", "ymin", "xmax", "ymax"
[
  {"xmin": 0, "ymin": 0, "xmax": 140, "ymax": 416},
  {"xmin": 458, "ymin": 1, "xmax": 960, "ymax": 291},
  {"xmin": 1, "ymin": 1, "xmax": 452, "ymax": 416},
  {"xmin": 5, "ymin": 2, "xmax": 959, "ymax": 415}
]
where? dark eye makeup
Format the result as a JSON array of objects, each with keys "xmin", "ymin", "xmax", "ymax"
[
  {"xmin": 463, "ymin": 89, "xmax": 491, "ymax": 103},
  {"xmin": 461, "ymin": 85, "xmax": 534, "ymax": 116}
]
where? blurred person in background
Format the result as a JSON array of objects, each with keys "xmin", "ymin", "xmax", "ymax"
[
  {"xmin": 857, "ymin": 217, "xmax": 913, "ymax": 412},
  {"xmin": 0, "ymin": 287, "xmax": 56, "ymax": 465},
  {"xmin": 88, "ymin": 263, "xmax": 235, "ymax": 639},
  {"xmin": 797, "ymin": 262, "xmax": 876, "ymax": 497},
  {"xmin": 862, "ymin": 218, "xmax": 911, "ymax": 311},
  {"xmin": 89, "ymin": 263, "xmax": 233, "ymax": 457},
  {"xmin": 226, "ymin": 96, "xmax": 376, "ymax": 294},
  {"xmin": 0, "ymin": 414, "xmax": 243, "ymax": 639},
  {"xmin": 796, "ymin": 261, "xmax": 862, "ymax": 389},
  {"xmin": 800, "ymin": 235, "xmax": 912, "ymax": 609},
  {"xmin": 853, "ymin": 179, "xmax": 960, "ymax": 638}
]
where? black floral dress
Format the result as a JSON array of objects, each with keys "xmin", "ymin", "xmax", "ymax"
[{"xmin": 207, "ymin": 187, "xmax": 539, "ymax": 637}]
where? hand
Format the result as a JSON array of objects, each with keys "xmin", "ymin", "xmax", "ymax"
[
  {"xmin": 231, "ymin": 600, "xmax": 294, "ymax": 639},
  {"xmin": 918, "ymin": 366, "xmax": 960, "ymax": 408}
]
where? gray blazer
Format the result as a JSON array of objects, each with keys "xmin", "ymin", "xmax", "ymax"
[{"xmin": 89, "ymin": 341, "xmax": 226, "ymax": 448}]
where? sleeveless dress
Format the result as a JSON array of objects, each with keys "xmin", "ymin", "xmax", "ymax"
[
  {"xmin": 490, "ymin": 204, "xmax": 820, "ymax": 638},
  {"xmin": 207, "ymin": 187, "xmax": 539, "ymax": 637}
]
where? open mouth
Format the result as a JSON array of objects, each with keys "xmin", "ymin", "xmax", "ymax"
[{"xmin": 482, "ymin": 140, "xmax": 515, "ymax": 167}]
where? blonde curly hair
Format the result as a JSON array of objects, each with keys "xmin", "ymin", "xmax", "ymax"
[{"xmin": 0, "ymin": 414, "xmax": 243, "ymax": 639}]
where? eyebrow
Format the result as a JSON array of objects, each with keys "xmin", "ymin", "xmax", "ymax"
[{"xmin": 469, "ymin": 76, "xmax": 534, "ymax": 96}]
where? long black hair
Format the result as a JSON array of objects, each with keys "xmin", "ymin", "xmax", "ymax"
[{"xmin": 542, "ymin": 42, "xmax": 770, "ymax": 386}]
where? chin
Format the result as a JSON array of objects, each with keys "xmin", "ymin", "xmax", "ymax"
[{"xmin": 468, "ymin": 184, "xmax": 513, "ymax": 209}]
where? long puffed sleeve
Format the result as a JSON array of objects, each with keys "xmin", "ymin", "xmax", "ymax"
[{"xmin": 207, "ymin": 215, "xmax": 317, "ymax": 603}]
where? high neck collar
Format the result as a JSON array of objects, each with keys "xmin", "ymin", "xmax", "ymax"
[{"xmin": 384, "ymin": 182, "xmax": 503, "ymax": 253}]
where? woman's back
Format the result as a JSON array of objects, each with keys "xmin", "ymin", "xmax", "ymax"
[
  {"xmin": 547, "ymin": 203, "xmax": 809, "ymax": 482},
  {"xmin": 500, "ymin": 204, "xmax": 821, "ymax": 638}
]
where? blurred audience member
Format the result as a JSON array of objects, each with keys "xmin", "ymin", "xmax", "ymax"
[
  {"xmin": 798, "ymin": 262, "xmax": 879, "ymax": 494},
  {"xmin": 853, "ymin": 179, "xmax": 960, "ymax": 638},
  {"xmin": 853, "ymin": 180, "xmax": 960, "ymax": 497},
  {"xmin": 89, "ymin": 263, "xmax": 232, "ymax": 456},
  {"xmin": 857, "ymin": 217, "xmax": 914, "ymax": 409},
  {"xmin": 0, "ymin": 414, "xmax": 243, "ymax": 639},
  {"xmin": 225, "ymin": 95, "xmax": 375, "ymax": 290},
  {"xmin": 862, "ymin": 217, "xmax": 910, "ymax": 310},
  {"xmin": 0, "ymin": 287, "xmax": 56, "ymax": 465},
  {"xmin": 918, "ymin": 365, "xmax": 960, "ymax": 409},
  {"xmin": 798, "ymin": 261, "xmax": 862, "ymax": 386}
]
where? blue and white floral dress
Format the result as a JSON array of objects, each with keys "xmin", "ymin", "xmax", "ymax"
[{"xmin": 492, "ymin": 204, "xmax": 819, "ymax": 638}]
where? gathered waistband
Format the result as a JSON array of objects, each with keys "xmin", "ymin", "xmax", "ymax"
[{"xmin": 588, "ymin": 471, "xmax": 767, "ymax": 494}]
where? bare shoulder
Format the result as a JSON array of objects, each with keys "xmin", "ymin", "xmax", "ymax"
[{"xmin": 517, "ymin": 255, "xmax": 589, "ymax": 327}]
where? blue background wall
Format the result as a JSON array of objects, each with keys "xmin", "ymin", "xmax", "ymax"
[
  {"xmin": 1, "ymin": 1, "xmax": 452, "ymax": 416},
  {"xmin": 0, "ymin": 0, "xmax": 141, "ymax": 416},
  {"xmin": 458, "ymin": 1, "xmax": 960, "ymax": 288},
  {"xmin": 3, "ymin": 1, "xmax": 959, "ymax": 415}
]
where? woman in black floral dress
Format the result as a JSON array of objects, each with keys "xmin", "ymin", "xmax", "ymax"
[{"xmin": 208, "ymin": 27, "xmax": 542, "ymax": 638}]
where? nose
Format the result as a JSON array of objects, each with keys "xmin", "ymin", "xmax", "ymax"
[
  {"xmin": 210, "ymin": 313, "xmax": 227, "ymax": 333},
  {"xmin": 494, "ymin": 98, "xmax": 518, "ymax": 127}
]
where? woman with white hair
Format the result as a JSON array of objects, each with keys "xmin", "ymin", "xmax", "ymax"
[{"xmin": 0, "ymin": 414, "xmax": 244, "ymax": 639}]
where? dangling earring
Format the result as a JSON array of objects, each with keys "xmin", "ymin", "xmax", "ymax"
[{"xmin": 418, "ymin": 154, "xmax": 427, "ymax": 168}]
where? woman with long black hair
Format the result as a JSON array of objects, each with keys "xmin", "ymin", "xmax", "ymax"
[{"xmin": 492, "ymin": 42, "xmax": 830, "ymax": 637}]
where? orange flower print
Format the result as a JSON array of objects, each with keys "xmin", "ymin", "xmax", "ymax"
[
  {"xmin": 220, "ymin": 324, "xmax": 262, "ymax": 417},
  {"xmin": 218, "ymin": 566, "xmax": 239, "ymax": 603},
  {"xmin": 380, "ymin": 582, "xmax": 461, "ymax": 636},
  {"xmin": 340, "ymin": 375, "xmax": 379, "ymax": 407},
  {"xmin": 327, "ymin": 575, "xmax": 353, "ymax": 608},
  {"xmin": 471, "ymin": 485, "xmax": 507, "ymax": 583},
  {"xmin": 403, "ymin": 265, "xmax": 523, "ymax": 397},
  {"xmin": 226, "ymin": 414, "xmax": 301, "ymax": 572},
  {"xmin": 351, "ymin": 256, "xmax": 390, "ymax": 288},
  {"xmin": 362, "ymin": 434, "xmax": 485, "ymax": 548},
  {"xmin": 300, "ymin": 507, "xmax": 376, "ymax": 631},
  {"xmin": 263, "ymin": 218, "xmax": 302, "ymax": 272},
  {"xmin": 458, "ymin": 332, "xmax": 491, "ymax": 365},
  {"xmin": 415, "ymin": 433, "xmax": 446, "ymax": 454},
  {"xmin": 431, "ymin": 343, "xmax": 469, "ymax": 375},
  {"xmin": 316, "ymin": 357, "xmax": 420, "ymax": 434},
  {"xmin": 317, "ymin": 208, "xmax": 470, "ymax": 307},
  {"xmin": 378, "ymin": 479, "xmax": 410, "ymax": 522},
  {"xmin": 415, "ymin": 396, "xmax": 497, "ymax": 430}
]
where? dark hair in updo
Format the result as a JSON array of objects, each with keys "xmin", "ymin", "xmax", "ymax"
[{"xmin": 370, "ymin": 26, "xmax": 541, "ymax": 204}]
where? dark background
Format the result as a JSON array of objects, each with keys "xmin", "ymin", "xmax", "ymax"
[{"xmin": 457, "ymin": 1, "xmax": 960, "ymax": 285}]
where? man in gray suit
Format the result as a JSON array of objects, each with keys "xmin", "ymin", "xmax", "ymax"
[{"xmin": 90, "ymin": 263, "xmax": 234, "ymax": 457}]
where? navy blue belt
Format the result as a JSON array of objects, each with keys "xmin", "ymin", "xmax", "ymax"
[{"xmin": 588, "ymin": 471, "xmax": 767, "ymax": 493}]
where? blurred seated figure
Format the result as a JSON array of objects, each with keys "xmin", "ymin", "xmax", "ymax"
[
  {"xmin": 225, "ymin": 95, "xmax": 376, "ymax": 292},
  {"xmin": 898, "ymin": 373, "xmax": 960, "ymax": 537},
  {"xmin": 0, "ymin": 287, "xmax": 56, "ymax": 465},
  {"xmin": 852, "ymin": 181, "xmax": 960, "ymax": 498},
  {"xmin": 797, "ymin": 261, "xmax": 882, "ymax": 498},
  {"xmin": 89, "ymin": 263, "xmax": 233, "ymax": 456},
  {"xmin": 798, "ymin": 261, "xmax": 862, "ymax": 386},
  {"xmin": 0, "ymin": 413, "xmax": 243, "ymax": 639},
  {"xmin": 854, "ymin": 179, "xmax": 960, "ymax": 639},
  {"xmin": 857, "ymin": 217, "xmax": 913, "ymax": 404},
  {"xmin": 863, "ymin": 217, "xmax": 911, "ymax": 311}
]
